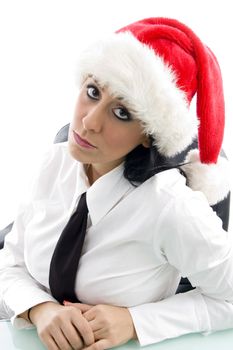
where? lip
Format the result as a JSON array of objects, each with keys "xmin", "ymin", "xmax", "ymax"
[{"xmin": 72, "ymin": 130, "xmax": 96, "ymax": 149}]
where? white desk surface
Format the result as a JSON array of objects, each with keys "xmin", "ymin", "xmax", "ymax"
[{"xmin": 1, "ymin": 320, "xmax": 233, "ymax": 349}]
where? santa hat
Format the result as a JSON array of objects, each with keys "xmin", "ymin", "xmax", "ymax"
[{"xmin": 76, "ymin": 17, "xmax": 230, "ymax": 206}]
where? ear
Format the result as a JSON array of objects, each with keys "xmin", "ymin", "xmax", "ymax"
[{"xmin": 141, "ymin": 135, "xmax": 151, "ymax": 148}]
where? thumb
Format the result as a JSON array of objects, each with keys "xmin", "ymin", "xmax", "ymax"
[{"xmin": 63, "ymin": 301, "xmax": 92, "ymax": 313}]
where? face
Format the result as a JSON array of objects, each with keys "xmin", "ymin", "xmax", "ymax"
[{"xmin": 68, "ymin": 77, "xmax": 149, "ymax": 181}]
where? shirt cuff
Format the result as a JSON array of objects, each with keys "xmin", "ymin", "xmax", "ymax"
[
  {"xmin": 11, "ymin": 292, "xmax": 58, "ymax": 330},
  {"xmin": 5, "ymin": 286, "xmax": 58, "ymax": 329},
  {"xmin": 128, "ymin": 289, "xmax": 210, "ymax": 346}
]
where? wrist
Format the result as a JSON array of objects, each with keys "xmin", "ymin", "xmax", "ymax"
[
  {"xmin": 28, "ymin": 301, "xmax": 55, "ymax": 325},
  {"xmin": 126, "ymin": 308, "xmax": 138, "ymax": 340},
  {"xmin": 27, "ymin": 307, "xmax": 33, "ymax": 323},
  {"xmin": 132, "ymin": 327, "xmax": 138, "ymax": 340},
  {"xmin": 18, "ymin": 305, "xmax": 40, "ymax": 324}
]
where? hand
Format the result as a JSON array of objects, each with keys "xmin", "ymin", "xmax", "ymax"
[
  {"xmin": 64, "ymin": 302, "xmax": 137, "ymax": 350},
  {"xmin": 29, "ymin": 301, "xmax": 95, "ymax": 350}
]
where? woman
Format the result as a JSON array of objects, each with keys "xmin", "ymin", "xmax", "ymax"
[{"xmin": 0, "ymin": 17, "xmax": 232, "ymax": 350}]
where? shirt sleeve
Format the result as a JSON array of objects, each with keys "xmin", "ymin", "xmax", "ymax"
[
  {"xmin": 129, "ymin": 190, "xmax": 233, "ymax": 346},
  {"xmin": 0, "ymin": 146, "xmax": 59, "ymax": 329}
]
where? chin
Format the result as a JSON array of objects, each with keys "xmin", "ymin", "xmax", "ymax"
[
  {"xmin": 68, "ymin": 142, "xmax": 89, "ymax": 164},
  {"xmin": 68, "ymin": 142, "xmax": 81, "ymax": 161}
]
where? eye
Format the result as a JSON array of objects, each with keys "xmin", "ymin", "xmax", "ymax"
[
  {"xmin": 86, "ymin": 84, "xmax": 100, "ymax": 100},
  {"xmin": 113, "ymin": 107, "xmax": 131, "ymax": 121}
]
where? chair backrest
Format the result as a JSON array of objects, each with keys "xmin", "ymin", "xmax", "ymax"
[{"xmin": 53, "ymin": 123, "xmax": 70, "ymax": 144}]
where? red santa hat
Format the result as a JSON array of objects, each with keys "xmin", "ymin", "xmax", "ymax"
[{"xmin": 76, "ymin": 17, "xmax": 230, "ymax": 206}]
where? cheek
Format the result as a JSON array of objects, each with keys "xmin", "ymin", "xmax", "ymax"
[
  {"xmin": 71, "ymin": 107, "xmax": 83, "ymax": 129},
  {"xmin": 105, "ymin": 128, "xmax": 142, "ymax": 152},
  {"xmin": 71, "ymin": 94, "xmax": 88, "ymax": 124}
]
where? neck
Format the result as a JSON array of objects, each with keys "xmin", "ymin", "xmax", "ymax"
[{"xmin": 85, "ymin": 161, "xmax": 123, "ymax": 185}]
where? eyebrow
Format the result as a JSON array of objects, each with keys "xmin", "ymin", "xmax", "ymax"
[
  {"xmin": 88, "ymin": 76, "xmax": 103, "ymax": 90},
  {"xmin": 88, "ymin": 75, "xmax": 125, "ymax": 103}
]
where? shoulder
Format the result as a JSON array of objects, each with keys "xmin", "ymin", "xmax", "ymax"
[
  {"xmin": 39, "ymin": 142, "xmax": 74, "ymax": 170},
  {"xmin": 139, "ymin": 168, "xmax": 216, "ymax": 221},
  {"xmin": 29, "ymin": 142, "xmax": 78, "ymax": 199},
  {"xmin": 147, "ymin": 169, "xmax": 224, "ymax": 244},
  {"xmin": 139, "ymin": 168, "xmax": 196, "ymax": 204},
  {"xmin": 145, "ymin": 171, "xmax": 226, "ymax": 275},
  {"xmin": 33, "ymin": 142, "xmax": 79, "ymax": 182}
]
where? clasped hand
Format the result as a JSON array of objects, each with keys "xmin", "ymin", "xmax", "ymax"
[{"xmin": 31, "ymin": 301, "xmax": 136, "ymax": 350}]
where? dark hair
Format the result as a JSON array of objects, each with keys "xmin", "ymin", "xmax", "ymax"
[{"xmin": 123, "ymin": 140, "xmax": 187, "ymax": 186}]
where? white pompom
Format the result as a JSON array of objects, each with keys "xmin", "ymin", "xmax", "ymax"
[{"xmin": 181, "ymin": 149, "xmax": 231, "ymax": 205}]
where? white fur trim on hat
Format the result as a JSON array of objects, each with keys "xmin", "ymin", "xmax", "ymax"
[
  {"xmin": 76, "ymin": 32, "xmax": 198, "ymax": 157},
  {"xmin": 181, "ymin": 149, "xmax": 230, "ymax": 205}
]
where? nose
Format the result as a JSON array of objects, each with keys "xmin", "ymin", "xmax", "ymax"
[{"xmin": 82, "ymin": 104, "xmax": 106, "ymax": 133}]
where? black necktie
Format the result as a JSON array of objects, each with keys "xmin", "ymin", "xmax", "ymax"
[{"xmin": 49, "ymin": 192, "xmax": 88, "ymax": 304}]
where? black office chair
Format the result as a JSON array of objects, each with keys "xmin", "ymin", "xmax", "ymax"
[{"xmin": 0, "ymin": 123, "xmax": 231, "ymax": 294}]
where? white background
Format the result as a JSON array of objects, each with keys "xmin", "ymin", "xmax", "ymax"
[{"xmin": 0, "ymin": 0, "xmax": 232, "ymax": 229}]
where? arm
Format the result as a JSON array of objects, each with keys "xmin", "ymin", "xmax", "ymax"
[
  {"xmin": 62, "ymin": 190, "xmax": 233, "ymax": 349},
  {"xmin": 0, "ymin": 199, "xmax": 58, "ymax": 328},
  {"xmin": 0, "ymin": 145, "xmax": 95, "ymax": 349},
  {"xmin": 128, "ymin": 191, "xmax": 233, "ymax": 346},
  {"xmin": 0, "ymin": 144, "xmax": 66, "ymax": 324}
]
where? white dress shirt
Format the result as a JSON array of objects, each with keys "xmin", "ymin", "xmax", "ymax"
[{"xmin": 1, "ymin": 142, "xmax": 233, "ymax": 346}]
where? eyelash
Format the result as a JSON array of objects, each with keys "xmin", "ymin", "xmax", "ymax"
[
  {"xmin": 86, "ymin": 84, "xmax": 132, "ymax": 122},
  {"xmin": 112, "ymin": 107, "xmax": 131, "ymax": 121},
  {"xmin": 86, "ymin": 84, "xmax": 99, "ymax": 100}
]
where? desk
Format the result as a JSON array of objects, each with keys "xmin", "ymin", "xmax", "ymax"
[{"xmin": 1, "ymin": 320, "xmax": 233, "ymax": 349}]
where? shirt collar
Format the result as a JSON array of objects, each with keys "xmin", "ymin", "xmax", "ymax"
[
  {"xmin": 75, "ymin": 162, "xmax": 90, "ymax": 194},
  {"xmin": 84, "ymin": 163, "xmax": 133, "ymax": 225},
  {"xmin": 74, "ymin": 162, "xmax": 182, "ymax": 225}
]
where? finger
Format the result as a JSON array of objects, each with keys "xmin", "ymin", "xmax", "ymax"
[
  {"xmin": 63, "ymin": 300, "xmax": 73, "ymax": 306},
  {"xmin": 83, "ymin": 339, "xmax": 111, "ymax": 350},
  {"xmin": 88, "ymin": 319, "xmax": 102, "ymax": 332},
  {"xmin": 39, "ymin": 333, "xmax": 60, "ymax": 350},
  {"xmin": 75, "ymin": 303, "xmax": 93, "ymax": 313},
  {"xmin": 82, "ymin": 309, "xmax": 96, "ymax": 322},
  {"xmin": 61, "ymin": 323, "xmax": 83, "ymax": 350},
  {"xmin": 92, "ymin": 328, "xmax": 107, "ymax": 341},
  {"xmin": 50, "ymin": 328, "xmax": 73, "ymax": 350},
  {"xmin": 72, "ymin": 311, "xmax": 95, "ymax": 346},
  {"xmin": 64, "ymin": 301, "xmax": 93, "ymax": 313}
]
